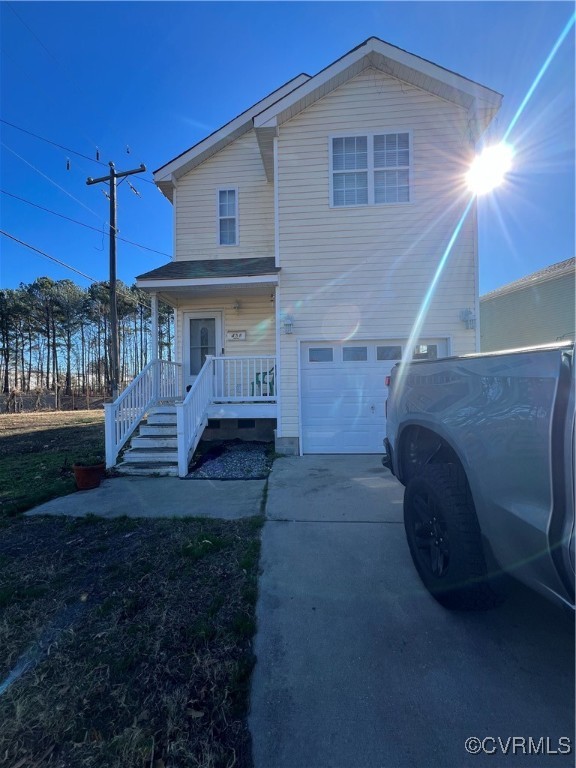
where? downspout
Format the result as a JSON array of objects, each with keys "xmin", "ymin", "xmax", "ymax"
[
  {"xmin": 273, "ymin": 134, "xmax": 282, "ymax": 438},
  {"xmin": 468, "ymin": 99, "xmax": 481, "ymax": 353}
]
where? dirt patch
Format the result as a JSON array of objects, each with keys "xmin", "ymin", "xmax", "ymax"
[{"xmin": 0, "ymin": 513, "xmax": 262, "ymax": 767}]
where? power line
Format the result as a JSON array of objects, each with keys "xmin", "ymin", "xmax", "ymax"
[
  {"xmin": 2, "ymin": 141, "xmax": 107, "ymax": 223},
  {"xmin": 1, "ymin": 189, "xmax": 173, "ymax": 258},
  {"xmin": 0, "ymin": 230, "xmax": 152, "ymax": 311},
  {"xmin": 0, "ymin": 119, "xmax": 156, "ymax": 185},
  {"xmin": 4, "ymin": 3, "xmax": 154, "ymax": 182},
  {"xmin": 0, "ymin": 230, "xmax": 99, "ymax": 282},
  {"xmin": 1, "ymin": 118, "xmax": 107, "ymax": 166}
]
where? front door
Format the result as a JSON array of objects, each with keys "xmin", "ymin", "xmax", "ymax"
[{"xmin": 183, "ymin": 312, "xmax": 223, "ymax": 390}]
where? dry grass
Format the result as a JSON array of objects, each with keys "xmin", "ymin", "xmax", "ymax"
[
  {"xmin": 0, "ymin": 513, "xmax": 262, "ymax": 767},
  {"xmin": 0, "ymin": 411, "xmax": 105, "ymax": 516}
]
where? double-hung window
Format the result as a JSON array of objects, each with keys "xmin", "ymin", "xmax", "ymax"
[
  {"xmin": 218, "ymin": 188, "xmax": 238, "ymax": 245},
  {"xmin": 331, "ymin": 132, "xmax": 410, "ymax": 206}
]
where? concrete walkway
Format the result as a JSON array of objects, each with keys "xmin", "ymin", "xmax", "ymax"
[
  {"xmin": 26, "ymin": 475, "xmax": 265, "ymax": 519},
  {"xmin": 250, "ymin": 455, "xmax": 575, "ymax": 768}
]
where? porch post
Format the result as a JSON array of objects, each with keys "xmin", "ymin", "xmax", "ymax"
[
  {"xmin": 150, "ymin": 292, "xmax": 159, "ymax": 400},
  {"xmin": 274, "ymin": 285, "xmax": 282, "ymax": 437}
]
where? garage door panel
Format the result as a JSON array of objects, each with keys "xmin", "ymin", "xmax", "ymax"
[
  {"xmin": 302, "ymin": 428, "xmax": 377, "ymax": 454},
  {"xmin": 301, "ymin": 339, "xmax": 447, "ymax": 453}
]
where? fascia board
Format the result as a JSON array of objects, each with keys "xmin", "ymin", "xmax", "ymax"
[
  {"xmin": 153, "ymin": 73, "xmax": 311, "ymax": 180},
  {"xmin": 254, "ymin": 37, "xmax": 502, "ymax": 128},
  {"xmin": 369, "ymin": 39, "xmax": 502, "ymax": 105},
  {"xmin": 136, "ymin": 275, "xmax": 279, "ymax": 290},
  {"xmin": 253, "ymin": 48, "xmax": 367, "ymax": 128}
]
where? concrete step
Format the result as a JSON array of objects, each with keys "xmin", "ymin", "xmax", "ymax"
[
  {"xmin": 131, "ymin": 436, "xmax": 178, "ymax": 450},
  {"xmin": 115, "ymin": 462, "xmax": 179, "ymax": 477},
  {"xmin": 123, "ymin": 447, "xmax": 178, "ymax": 463}
]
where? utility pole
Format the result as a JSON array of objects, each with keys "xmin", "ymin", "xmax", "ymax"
[{"xmin": 87, "ymin": 161, "xmax": 146, "ymax": 401}]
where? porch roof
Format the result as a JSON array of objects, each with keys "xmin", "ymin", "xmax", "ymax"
[
  {"xmin": 137, "ymin": 257, "xmax": 279, "ymax": 282},
  {"xmin": 135, "ymin": 257, "xmax": 280, "ymax": 298}
]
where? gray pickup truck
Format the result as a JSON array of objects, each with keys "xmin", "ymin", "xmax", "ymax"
[{"xmin": 383, "ymin": 342, "xmax": 575, "ymax": 611}]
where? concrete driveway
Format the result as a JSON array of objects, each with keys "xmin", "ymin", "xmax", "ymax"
[{"xmin": 250, "ymin": 455, "xmax": 575, "ymax": 768}]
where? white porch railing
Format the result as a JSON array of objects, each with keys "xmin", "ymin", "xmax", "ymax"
[
  {"xmin": 176, "ymin": 356, "xmax": 215, "ymax": 477},
  {"xmin": 175, "ymin": 355, "xmax": 277, "ymax": 477},
  {"xmin": 104, "ymin": 360, "xmax": 181, "ymax": 468},
  {"xmin": 213, "ymin": 356, "xmax": 276, "ymax": 402},
  {"xmin": 105, "ymin": 355, "xmax": 277, "ymax": 476}
]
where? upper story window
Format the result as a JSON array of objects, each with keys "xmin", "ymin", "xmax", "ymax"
[
  {"xmin": 331, "ymin": 132, "xmax": 410, "ymax": 207},
  {"xmin": 218, "ymin": 188, "xmax": 238, "ymax": 245}
]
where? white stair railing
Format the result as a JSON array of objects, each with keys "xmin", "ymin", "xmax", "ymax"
[
  {"xmin": 176, "ymin": 356, "xmax": 215, "ymax": 477},
  {"xmin": 104, "ymin": 360, "xmax": 181, "ymax": 468},
  {"xmin": 213, "ymin": 356, "xmax": 276, "ymax": 401}
]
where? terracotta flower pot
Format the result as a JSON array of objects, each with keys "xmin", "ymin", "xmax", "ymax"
[{"xmin": 72, "ymin": 462, "xmax": 105, "ymax": 490}]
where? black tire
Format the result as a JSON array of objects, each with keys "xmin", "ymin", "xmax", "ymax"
[{"xmin": 403, "ymin": 463, "xmax": 503, "ymax": 610}]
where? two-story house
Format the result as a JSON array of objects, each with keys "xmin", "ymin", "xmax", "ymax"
[{"xmin": 104, "ymin": 36, "xmax": 502, "ymax": 475}]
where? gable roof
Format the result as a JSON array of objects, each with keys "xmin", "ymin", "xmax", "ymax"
[
  {"xmin": 155, "ymin": 36, "xmax": 503, "ymax": 193},
  {"xmin": 154, "ymin": 73, "xmax": 310, "ymax": 200},
  {"xmin": 480, "ymin": 258, "xmax": 575, "ymax": 301}
]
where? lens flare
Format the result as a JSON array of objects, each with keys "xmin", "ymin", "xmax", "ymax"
[{"xmin": 466, "ymin": 143, "xmax": 514, "ymax": 196}]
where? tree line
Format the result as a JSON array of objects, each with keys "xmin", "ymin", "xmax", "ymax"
[{"xmin": 0, "ymin": 277, "xmax": 174, "ymax": 397}]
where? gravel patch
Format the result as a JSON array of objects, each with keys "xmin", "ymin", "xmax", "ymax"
[{"xmin": 187, "ymin": 440, "xmax": 273, "ymax": 480}]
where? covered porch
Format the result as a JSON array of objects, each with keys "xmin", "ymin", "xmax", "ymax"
[{"xmin": 104, "ymin": 257, "xmax": 281, "ymax": 476}]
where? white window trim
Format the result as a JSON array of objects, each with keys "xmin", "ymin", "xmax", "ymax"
[
  {"xmin": 217, "ymin": 187, "xmax": 239, "ymax": 246},
  {"xmin": 328, "ymin": 130, "xmax": 412, "ymax": 208}
]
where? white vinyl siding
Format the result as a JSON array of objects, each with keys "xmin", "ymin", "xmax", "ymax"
[
  {"xmin": 218, "ymin": 188, "xmax": 238, "ymax": 245},
  {"xmin": 174, "ymin": 294, "xmax": 276, "ymax": 392},
  {"xmin": 176, "ymin": 131, "xmax": 273, "ymax": 260},
  {"xmin": 331, "ymin": 131, "xmax": 410, "ymax": 206},
  {"xmin": 277, "ymin": 68, "xmax": 476, "ymax": 444}
]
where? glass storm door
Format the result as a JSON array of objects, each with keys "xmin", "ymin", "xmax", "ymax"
[{"xmin": 184, "ymin": 313, "xmax": 221, "ymax": 389}]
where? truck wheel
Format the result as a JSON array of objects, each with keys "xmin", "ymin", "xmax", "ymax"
[{"xmin": 404, "ymin": 464, "xmax": 503, "ymax": 610}]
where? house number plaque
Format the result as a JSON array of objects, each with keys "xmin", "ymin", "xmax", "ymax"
[{"xmin": 226, "ymin": 330, "xmax": 246, "ymax": 341}]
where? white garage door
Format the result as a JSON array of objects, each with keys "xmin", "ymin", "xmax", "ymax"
[{"xmin": 301, "ymin": 339, "xmax": 447, "ymax": 454}]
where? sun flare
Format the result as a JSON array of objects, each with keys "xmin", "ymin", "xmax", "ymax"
[{"xmin": 466, "ymin": 143, "xmax": 514, "ymax": 196}]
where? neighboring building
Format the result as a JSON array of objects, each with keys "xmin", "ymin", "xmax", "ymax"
[
  {"xmin": 480, "ymin": 258, "xmax": 575, "ymax": 352},
  {"xmin": 105, "ymin": 36, "xmax": 503, "ymax": 474}
]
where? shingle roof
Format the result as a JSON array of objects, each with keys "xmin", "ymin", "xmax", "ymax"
[
  {"xmin": 480, "ymin": 258, "xmax": 575, "ymax": 301},
  {"xmin": 136, "ymin": 257, "xmax": 279, "ymax": 282}
]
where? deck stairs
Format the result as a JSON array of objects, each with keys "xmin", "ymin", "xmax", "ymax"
[
  {"xmin": 115, "ymin": 405, "xmax": 186, "ymax": 477},
  {"xmin": 106, "ymin": 356, "xmax": 277, "ymax": 477}
]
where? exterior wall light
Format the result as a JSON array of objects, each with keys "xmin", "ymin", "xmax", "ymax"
[
  {"xmin": 283, "ymin": 315, "xmax": 294, "ymax": 334},
  {"xmin": 460, "ymin": 308, "xmax": 476, "ymax": 330}
]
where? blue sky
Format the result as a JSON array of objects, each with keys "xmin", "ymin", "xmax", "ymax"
[{"xmin": 1, "ymin": 1, "xmax": 574, "ymax": 295}]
